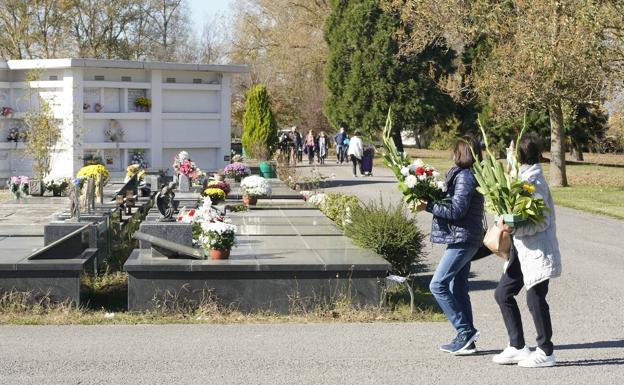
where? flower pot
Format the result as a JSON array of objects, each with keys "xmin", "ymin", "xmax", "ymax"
[
  {"xmin": 243, "ymin": 195, "xmax": 258, "ymax": 206},
  {"xmin": 209, "ymin": 248, "xmax": 230, "ymax": 260},
  {"xmin": 502, "ymin": 214, "xmax": 527, "ymax": 228},
  {"xmin": 259, "ymin": 161, "xmax": 276, "ymax": 178}
]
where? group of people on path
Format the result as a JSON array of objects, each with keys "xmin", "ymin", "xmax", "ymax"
[
  {"xmin": 417, "ymin": 133, "xmax": 561, "ymax": 368},
  {"xmin": 280, "ymin": 126, "xmax": 373, "ymax": 177}
]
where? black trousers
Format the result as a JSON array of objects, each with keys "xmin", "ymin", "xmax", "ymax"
[
  {"xmin": 494, "ymin": 252, "xmax": 554, "ymax": 355},
  {"xmin": 350, "ymin": 155, "xmax": 363, "ymax": 176}
]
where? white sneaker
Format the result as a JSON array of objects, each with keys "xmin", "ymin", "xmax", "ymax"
[
  {"xmin": 517, "ymin": 348, "xmax": 556, "ymax": 368},
  {"xmin": 492, "ymin": 345, "xmax": 531, "ymax": 365}
]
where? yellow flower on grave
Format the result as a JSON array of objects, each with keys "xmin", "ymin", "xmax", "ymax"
[
  {"xmin": 522, "ymin": 183, "xmax": 536, "ymax": 194},
  {"xmin": 77, "ymin": 164, "xmax": 110, "ymax": 185},
  {"xmin": 202, "ymin": 188, "xmax": 226, "ymax": 202}
]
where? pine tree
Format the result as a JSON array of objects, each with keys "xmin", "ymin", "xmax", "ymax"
[
  {"xmin": 242, "ymin": 85, "xmax": 278, "ymax": 160},
  {"xmin": 323, "ymin": 0, "xmax": 456, "ymax": 138}
]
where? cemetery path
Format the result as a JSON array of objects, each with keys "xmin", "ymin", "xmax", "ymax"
[{"xmin": 0, "ymin": 163, "xmax": 622, "ymax": 384}]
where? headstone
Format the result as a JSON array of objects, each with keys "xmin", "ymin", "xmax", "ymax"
[
  {"xmin": 96, "ymin": 172, "xmax": 104, "ymax": 205},
  {"xmin": 29, "ymin": 179, "xmax": 43, "ymax": 196},
  {"xmin": 178, "ymin": 174, "xmax": 190, "ymax": 192},
  {"xmin": 86, "ymin": 178, "xmax": 95, "ymax": 213},
  {"xmin": 69, "ymin": 184, "xmax": 80, "ymax": 221},
  {"xmin": 133, "ymin": 231, "xmax": 202, "ymax": 259}
]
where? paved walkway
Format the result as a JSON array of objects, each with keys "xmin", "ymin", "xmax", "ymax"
[{"xmin": 0, "ymin": 163, "xmax": 622, "ymax": 384}]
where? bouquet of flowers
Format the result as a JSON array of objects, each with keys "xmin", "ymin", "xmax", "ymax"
[
  {"xmin": 382, "ymin": 109, "xmax": 445, "ymax": 206},
  {"xmin": 472, "ymin": 119, "xmax": 547, "ymax": 226},
  {"xmin": 240, "ymin": 175, "xmax": 272, "ymax": 197},
  {"xmin": 206, "ymin": 180, "xmax": 231, "ymax": 195},
  {"xmin": 44, "ymin": 176, "xmax": 70, "ymax": 196},
  {"xmin": 7, "ymin": 176, "xmax": 29, "ymax": 199},
  {"xmin": 7, "ymin": 127, "xmax": 20, "ymax": 142},
  {"xmin": 173, "ymin": 151, "xmax": 202, "ymax": 180},
  {"xmin": 197, "ymin": 221, "xmax": 237, "ymax": 252},
  {"xmin": 76, "ymin": 164, "xmax": 110, "ymax": 186},
  {"xmin": 104, "ymin": 119, "xmax": 124, "ymax": 142},
  {"xmin": 223, "ymin": 162, "xmax": 251, "ymax": 180},
  {"xmin": 130, "ymin": 150, "xmax": 149, "ymax": 169},
  {"xmin": 1, "ymin": 106, "xmax": 14, "ymax": 118},
  {"xmin": 202, "ymin": 188, "xmax": 226, "ymax": 202}
]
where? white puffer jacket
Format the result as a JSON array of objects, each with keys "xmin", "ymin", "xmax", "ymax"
[{"xmin": 507, "ymin": 163, "xmax": 562, "ymax": 289}]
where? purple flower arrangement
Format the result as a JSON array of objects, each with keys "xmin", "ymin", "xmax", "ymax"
[
  {"xmin": 7, "ymin": 176, "xmax": 29, "ymax": 199},
  {"xmin": 223, "ymin": 162, "xmax": 251, "ymax": 180}
]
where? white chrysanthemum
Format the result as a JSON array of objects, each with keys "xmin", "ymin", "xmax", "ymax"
[
  {"xmin": 405, "ymin": 175, "xmax": 417, "ymax": 188},
  {"xmin": 240, "ymin": 175, "xmax": 272, "ymax": 197},
  {"xmin": 400, "ymin": 167, "xmax": 410, "ymax": 176}
]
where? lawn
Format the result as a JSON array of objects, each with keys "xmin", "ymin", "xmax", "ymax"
[{"xmin": 380, "ymin": 148, "xmax": 624, "ymax": 220}]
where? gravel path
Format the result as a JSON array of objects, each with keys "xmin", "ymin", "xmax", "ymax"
[{"xmin": 0, "ymin": 163, "xmax": 622, "ymax": 384}]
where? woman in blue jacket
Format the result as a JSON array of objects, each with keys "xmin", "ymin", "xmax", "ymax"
[{"xmin": 418, "ymin": 135, "xmax": 484, "ymax": 355}]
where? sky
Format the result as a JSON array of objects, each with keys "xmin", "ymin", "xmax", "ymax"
[{"xmin": 188, "ymin": 0, "xmax": 235, "ymax": 36}]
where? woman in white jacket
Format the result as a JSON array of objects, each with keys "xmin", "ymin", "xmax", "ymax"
[
  {"xmin": 347, "ymin": 131, "xmax": 364, "ymax": 177},
  {"xmin": 493, "ymin": 133, "xmax": 562, "ymax": 368}
]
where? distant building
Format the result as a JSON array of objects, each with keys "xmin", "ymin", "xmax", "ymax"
[{"xmin": 0, "ymin": 59, "xmax": 248, "ymax": 179}]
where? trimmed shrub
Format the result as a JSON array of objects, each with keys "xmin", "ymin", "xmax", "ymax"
[
  {"xmin": 345, "ymin": 198, "xmax": 426, "ymax": 275},
  {"xmin": 242, "ymin": 84, "xmax": 278, "ymax": 160}
]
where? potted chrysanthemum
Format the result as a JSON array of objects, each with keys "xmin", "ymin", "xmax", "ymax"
[
  {"xmin": 239, "ymin": 175, "xmax": 272, "ymax": 206},
  {"xmin": 223, "ymin": 162, "xmax": 251, "ymax": 182},
  {"xmin": 206, "ymin": 180, "xmax": 231, "ymax": 195},
  {"xmin": 198, "ymin": 221, "xmax": 237, "ymax": 260},
  {"xmin": 202, "ymin": 187, "xmax": 226, "ymax": 204}
]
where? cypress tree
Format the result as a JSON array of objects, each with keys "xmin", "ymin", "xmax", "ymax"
[
  {"xmin": 323, "ymin": 0, "xmax": 456, "ymax": 138},
  {"xmin": 242, "ymin": 84, "xmax": 278, "ymax": 159}
]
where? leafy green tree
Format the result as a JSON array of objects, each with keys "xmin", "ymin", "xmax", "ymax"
[
  {"xmin": 323, "ymin": 0, "xmax": 456, "ymax": 139},
  {"xmin": 242, "ymin": 84, "xmax": 278, "ymax": 160}
]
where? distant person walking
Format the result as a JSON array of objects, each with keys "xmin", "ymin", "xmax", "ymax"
[
  {"xmin": 289, "ymin": 126, "xmax": 302, "ymax": 165},
  {"xmin": 347, "ymin": 131, "xmax": 364, "ymax": 177},
  {"xmin": 317, "ymin": 131, "xmax": 329, "ymax": 165},
  {"xmin": 304, "ymin": 130, "xmax": 316, "ymax": 165},
  {"xmin": 492, "ymin": 133, "xmax": 561, "ymax": 368},
  {"xmin": 334, "ymin": 127, "xmax": 348, "ymax": 164}
]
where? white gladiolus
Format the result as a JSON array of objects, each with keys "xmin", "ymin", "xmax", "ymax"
[
  {"xmin": 405, "ymin": 175, "xmax": 417, "ymax": 188},
  {"xmin": 417, "ymin": 175, "xmax": 427, "ymax": 182},
  {"xmin": 400, "ymin": 167, "xmax": 410, "ymax": 176},
  {"xmin": 437, "ymin": 181, "xmax": 447, "ymax": 192},
  {"xmin": 432, "ymin": 171, "xmax": 440, "ymax": 178}
]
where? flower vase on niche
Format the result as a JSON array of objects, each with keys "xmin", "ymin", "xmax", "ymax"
[{"xmin": 178, "ymin": 174, "xmax": 190, "ymax": 192}]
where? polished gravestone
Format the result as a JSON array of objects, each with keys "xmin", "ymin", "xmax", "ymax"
[
  {"xmin": 125, "ymin": 203, "xmax": 390, "ymax": 313},
  {"xmin": 0, "ymin": 224, "xmax": 97, "ymax": 305}
]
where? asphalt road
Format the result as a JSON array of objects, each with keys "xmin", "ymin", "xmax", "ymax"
[{"xmin": 0, "ymin": 163, "xmax": 622, "ymax": 385}]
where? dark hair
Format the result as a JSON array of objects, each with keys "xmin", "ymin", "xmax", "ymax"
[
  {"xmin": 453, "ymin": 134, "xmax": 482, "ymax": 169},
  {"xmin": 353, "ymin": 130, "xmax": 361, "ymax": 136},
  {"xmin": 518, "ymin": 132, "xmax": 542, "ymax": 165}
]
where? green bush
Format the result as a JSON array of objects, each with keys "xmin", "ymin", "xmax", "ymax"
[
  {"xmin": 242, "ymin": 84, "xmax": 278, "ymax": 160},
  {"xmin": 320, "ymin": 193, "xmax": 360, "ymax": 228},
  {"xmin": 345, "ymin": 198, "xmax": 426, "ymax": 276},
  {"xmin": 429, "ymin": 118, "xmax": 460, "ymax": 150}
]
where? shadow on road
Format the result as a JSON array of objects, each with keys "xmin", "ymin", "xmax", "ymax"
[
  {"xmin": 557, "ymin": 339, "xmax": 624, "ymax": 350},
  {"xmin": 557, "ymin": 358, "xmax": 624, "ymax": 367}
]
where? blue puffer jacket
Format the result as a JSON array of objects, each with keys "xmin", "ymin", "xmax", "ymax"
[{"xmin": 426, "ymin": 166, "xmax": 484, "ymax": 246}]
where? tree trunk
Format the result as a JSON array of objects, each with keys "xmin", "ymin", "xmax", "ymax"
[
  {"xmin": 570, "ymin": 141, "xmax": 584, "ymax": 162},
  {"xmin": 549, "ymin": 102, "xmax": 568, "ymax": 187}
]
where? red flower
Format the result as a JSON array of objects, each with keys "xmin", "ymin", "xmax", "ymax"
[
  {"xmin": 416, "ymin": 167, "xmax": 425, "ymax": 176},
  {"xmin": 426, "ymin": 169, "xmax": 433, "ymax": 176},
  {"xmin": 188, "ymin": 209, "xmax": 196, "ymax": 217}
]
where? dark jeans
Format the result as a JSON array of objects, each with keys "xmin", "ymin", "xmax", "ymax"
[
  {"xmin": 495, "ymin": 252, "xmax": 554, "ymax": 355},
  {"xmin": 350, "ymin": 155, "xmax": 363, "ymax": 175},
  {"xmin": 336, "ymin": 145, "xmax": 345, "ymax": 163}
]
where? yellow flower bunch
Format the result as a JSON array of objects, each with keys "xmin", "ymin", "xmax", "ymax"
[
  {"xmin": 202, "ymin": 188, "xmax": 226, "ymax": 202},
  {"xmin": 522, "ymin": 183, "xmax": 536, "ymax": 194},
  {"xmin": 77, "ymin": 164, "xmax": 110, "ymax": 185}
]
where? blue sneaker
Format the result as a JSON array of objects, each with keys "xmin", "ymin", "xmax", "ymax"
[
  {"xmin": 454, "ymin": 342, "xmax": 477, "ymax": 356},
  {"xmin": 440, "ymin": 330, "xmax": 480, "ymax": 354}
]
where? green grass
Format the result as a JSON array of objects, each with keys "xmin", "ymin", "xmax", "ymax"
[
  {"xmin": 550, "ymin": 186, "xmax": 624, "ymax": 219},
  {"xmin": 0, "ymin": 273, "xmax": 443, "ymax": 325}
]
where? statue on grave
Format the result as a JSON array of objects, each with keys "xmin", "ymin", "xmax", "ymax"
[
  {"xmin": 69, "ymin": 181, "xmax": 81, "ymax": 221},
  {"xmin": 155, "ymin": 181, "xmax": 178, "ymax": 222}
]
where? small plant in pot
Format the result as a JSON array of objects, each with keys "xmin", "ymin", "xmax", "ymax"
[
  {"xmin": 223, "ymin": 162, "xmax": 250, "ymax": 182},
  {"xmin": 240, "ymin": 175, "xmax": 272, "ymax": 205},
  {"xmin": 134, "ymin": 96, "xmax": 152, "ymax": 112},
  {"xmin": 198, "ymin": 221, "xmax": 237, "ymax": 260},
  {"xmin": 206, "ymin": 180, "xmax": 231, "ymax": 195},
  {"xmin": 202, "ymin": 187, "xmax": 226, "ymax": 204},
  {"xmin": 44, "ymin": 176, "xmax": 70, "ymax": 197}
]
